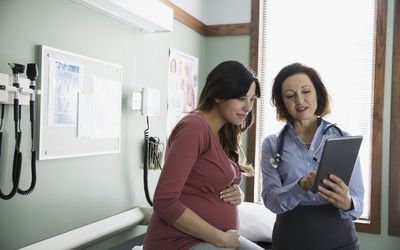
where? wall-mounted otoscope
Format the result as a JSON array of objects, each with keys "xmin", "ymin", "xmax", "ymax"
[
  {"xmin": 27, "ymin": 63, "xmax": 37, "ymax": 141},
  {"xmin": 0, "ymin": 62, "xmax": 38, "ymax": 200},
  {"xmin": 9, "ymin": 63, "xmax": 24, "ymax": 139},
  {"xmin": 0, "ymin": 63, "xmax": 24, "ymax": 200},
  {"xmin": 17, "ymin": 63, "xmax": 38, "ymax": 195}
]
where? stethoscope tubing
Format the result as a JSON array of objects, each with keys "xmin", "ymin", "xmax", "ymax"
[{"xmin": 271, "ymin": 122, "xmax": 343, "ymax": 168}]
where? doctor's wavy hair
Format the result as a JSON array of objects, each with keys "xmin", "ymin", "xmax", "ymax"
[
  {"xmin": 197, "ymin": 61, "xmax": 261, "ymax": 176},
  {"xmin": 271, "ymin": 62, "xmax": 331, "ymax": 122}
]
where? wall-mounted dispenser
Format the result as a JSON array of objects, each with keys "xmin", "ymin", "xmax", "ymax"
[
  {"xmin": 141, "ymin": 87, "xmax": 160, "ymax": 117},
  {"xmin": 131, "ymin": 87, "xmax": 160, "ymax": 117},
  {"xmin": 131, "ymin": 87, "xmax": 163, "ymax": 206}
]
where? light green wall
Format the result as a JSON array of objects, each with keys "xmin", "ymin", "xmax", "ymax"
[
  {"xmin": 204, "ymin": 35, "xmax": 251, "ymax": 73},
  {"xmin": 0, "ymin": 0, "xmax": 208, "ymax": 249}
]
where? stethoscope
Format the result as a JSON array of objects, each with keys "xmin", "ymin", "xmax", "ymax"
[{"xmin": 270, "ymin": 121, "xmax": 343, "ymax": 168}]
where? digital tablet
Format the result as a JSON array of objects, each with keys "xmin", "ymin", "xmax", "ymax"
[{"xmin": 312, "ymin": 136, "xmax": 363, "ymax": 193}]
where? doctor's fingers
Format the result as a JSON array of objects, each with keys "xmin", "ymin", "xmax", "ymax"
[
  {"xmin": 317, "ymin": 183, "xmax": 351, "ymax": 210},
  {"xmin": 308, "ymin": 171, "xmax": 317, "ymax": 178},
  {"xmin": 322, "ymin": 177, "xmax": 349, "ymax": 194},
  {"xmin": 299, "ymin": 174, "xmax": 315, "ymax": 190},
  {"xmin": 328, "ymin": 174, "xmax": 349, "ymax": 190},
  {"xmin": 318, "ymin": 192, "xmax": 348, "ymax": 210},
  {"xmin": 317, "ymin": 186, "xmax": 348, "ymax": 209},
  {"xmin": 324, "ymin": 176, "xmax": 350, "ymax": 200},
  {"xmin": 304, "ymin": 171, "xmax": 316, "ymax": 184}
]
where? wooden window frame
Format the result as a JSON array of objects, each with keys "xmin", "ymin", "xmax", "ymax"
[
  {"xmin": 389, "ymin": 0, "xmax": 400, "ymax": 237},
  {"xmin": 246, "ymin": 0, "xmax": 387, "ymax": 234}
]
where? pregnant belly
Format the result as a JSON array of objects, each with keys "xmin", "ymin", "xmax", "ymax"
[{"xmin": 181, "ymin": 193, "xmax": 239, "ymax": 231}]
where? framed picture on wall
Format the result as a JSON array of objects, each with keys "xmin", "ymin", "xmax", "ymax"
[{"xmin": 166, "ymin": 48, "xmax": 198, "ymax": 138}]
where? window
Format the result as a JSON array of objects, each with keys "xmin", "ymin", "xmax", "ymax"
[
  {"xmin": 247, "ymin": 0, "xmax": 387, "ymax": 234},
  {"xmin": 389, "ymin": 0, "xmax": 400, "ymax": 236}
]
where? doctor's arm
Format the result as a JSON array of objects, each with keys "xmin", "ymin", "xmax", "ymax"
[{"xmin": 260, "ymin": 138, "xmax": 306, "ymax": 214}]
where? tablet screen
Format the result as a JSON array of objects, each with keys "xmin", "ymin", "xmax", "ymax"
[{"xmin": 312, "ymin": 136, "xmax": 363, "ymax": 193}]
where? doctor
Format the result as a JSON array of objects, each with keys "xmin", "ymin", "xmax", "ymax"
[{"xmin": 261, "ymin": 63, "xmax": 364, "ymax": 250}]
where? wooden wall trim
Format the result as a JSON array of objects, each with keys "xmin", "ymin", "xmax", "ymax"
[
  {"xmin": 205, "ymin": 23, "xmax": 251, "ymax": 36},
  {"xmin": 160, "ymin": 0, "xmax": 251, "ymax": 36},
  {"xmin": 245, "ymin": 0, "xmax": 261, "ymax": 202},
  {"xmin": 389, "ymin": 0, "xmax": 400, "ymax": 237},
  {"xmin": 355, "ymin": 0, "xmax": 387, "ymax": 234}
]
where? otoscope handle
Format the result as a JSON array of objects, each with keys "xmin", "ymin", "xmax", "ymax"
[
  {"xmin": 30, "ymin": 101, "xmax": 34, "ymax": 139},
  {"xmin": 27, "ymin": 63, "xmax": 37, "ymax": 134},
  {"xmin": 13, "ymin": 99, "xmax": 19, "ymax": 138},
  {"xmin": 30, "ymin": 101, "xmax": 34, "ymax": 122}
]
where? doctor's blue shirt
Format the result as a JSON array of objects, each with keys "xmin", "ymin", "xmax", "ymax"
[{"xmin": 261, "ymin": 119, "xmax": 364, "ymax": 220}]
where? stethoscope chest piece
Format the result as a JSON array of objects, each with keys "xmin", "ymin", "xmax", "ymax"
[{"xmin": 270, "ymin": 153, "xmax": 281, "ymax": 168}]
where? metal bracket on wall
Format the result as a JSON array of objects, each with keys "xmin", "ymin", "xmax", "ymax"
[{"xmin": 0, "ymin": 73, "xmax": 34, "ymax": 105}]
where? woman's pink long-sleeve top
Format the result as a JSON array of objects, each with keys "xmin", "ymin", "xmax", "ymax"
[{"xmin": 143, "ymin": 112, "xmax": 241, "ymax": 250}]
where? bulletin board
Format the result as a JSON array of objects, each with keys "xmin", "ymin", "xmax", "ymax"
[{"xmin": 37, "ymin": 45, "xmax": 122, "ymax": 160}]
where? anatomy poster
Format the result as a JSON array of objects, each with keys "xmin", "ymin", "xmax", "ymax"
[{"xmin": 167, "ymin": 48, "xmax": 198, "ymax": 137}]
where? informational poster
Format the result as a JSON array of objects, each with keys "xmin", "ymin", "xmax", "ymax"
[
  {"xmin": 78, "ymin": 75, "xmax": 122, "ymax": 139},
  {"xmin": 167, "ymin": 48, "xmax": 199, "ymax": 137},
  {"xmin": 48, "ymin": 58, "xmax": 84, "ymax": 127}
]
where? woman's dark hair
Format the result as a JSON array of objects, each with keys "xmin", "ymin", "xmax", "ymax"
[
  {"xmin": 271, "ymin": 62, "xmax": 331, "ymax": 121},
  {"xmin": 197, "ymin": 61, "xmax": 261, "ymax": 176}
]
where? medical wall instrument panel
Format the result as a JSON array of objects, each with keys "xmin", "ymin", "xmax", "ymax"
[{"xmin": 0, "ymin": 62, "xmax": 38, "ymax": 200}]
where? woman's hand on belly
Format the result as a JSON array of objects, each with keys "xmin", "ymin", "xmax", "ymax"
[
  {"xmin": 172, "ymin": 207, "xmax": 239, "ymax": 248},
  {"xmin": 220, "ymin": 184, "xmax": 243, "ymax": 205}
]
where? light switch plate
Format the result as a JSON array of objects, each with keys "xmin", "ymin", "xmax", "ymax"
[{"xmin": 131, "ymin": 90, "xmax": 142, "ymax": 110}]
